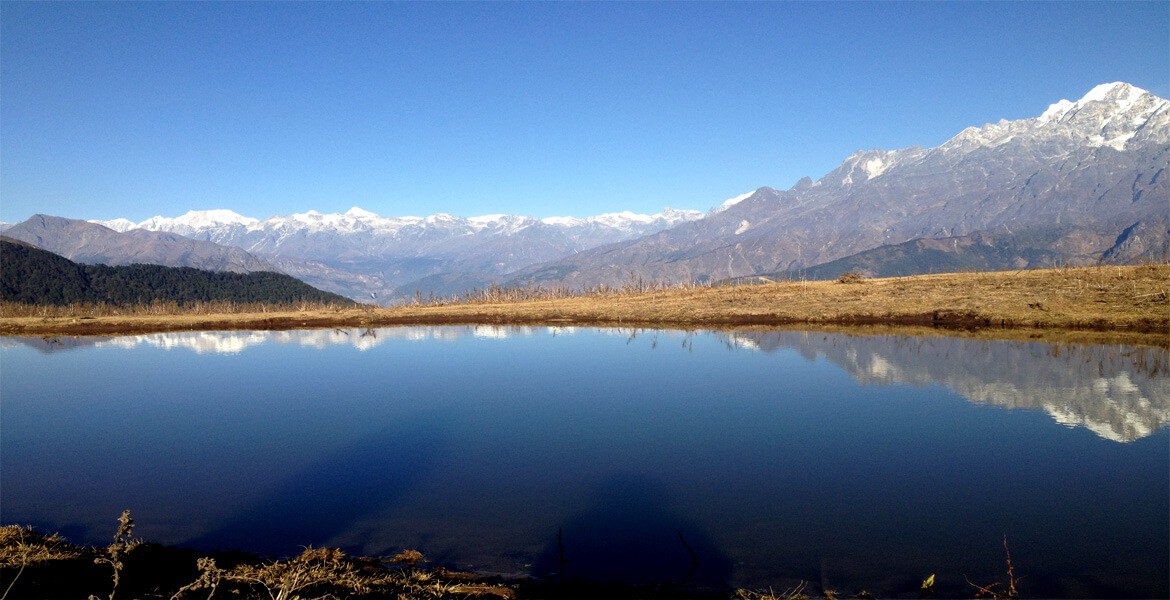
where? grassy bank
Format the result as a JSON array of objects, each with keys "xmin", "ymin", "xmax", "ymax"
[{"xmin": 1, "ymin": 265, "xmax": 1166, "ymax": 345}]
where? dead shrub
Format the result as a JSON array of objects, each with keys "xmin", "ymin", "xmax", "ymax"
[{"xmin": 836, "ymin": 271, "xmax": 868, "ymax": 284}]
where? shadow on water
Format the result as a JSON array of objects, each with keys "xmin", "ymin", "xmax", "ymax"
[
  {"xmin": 532, "ymin": 473, "xmax": 732, "ymax": 588},
  {"xmin": 184, "ymin": 412, "xmax": 451, "ymax": 557}
]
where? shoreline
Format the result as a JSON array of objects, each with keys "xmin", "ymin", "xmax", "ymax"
[
  {"xmin": 0, "ymin": 523, "xmax": 1004, "ymax": 600},
  {"xmin": 2, "ymin": 265, "xmax": 1167, "ymax": 347}
]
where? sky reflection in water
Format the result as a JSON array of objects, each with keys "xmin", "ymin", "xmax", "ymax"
[{"xmin": 1, "ymin": 327, "xmax": 1166, "ymax": 598}]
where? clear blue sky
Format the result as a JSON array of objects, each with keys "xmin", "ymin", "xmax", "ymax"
[{"xmin": 2, "ymin": 1, "xmax": 1167, "ymax": 223}]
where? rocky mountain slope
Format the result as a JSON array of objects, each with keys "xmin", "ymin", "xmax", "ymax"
[{"xmin": 513, "ymin": 82, "xmax": 1169, "ymax": 287}]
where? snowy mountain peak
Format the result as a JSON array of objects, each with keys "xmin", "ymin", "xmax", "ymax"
[
  {"xmin": 177, "ymin": 209, "xmax": 258, "ymax": 226},
  {"xmin": 136, "ymin": 209, "xmax": 258, "ymax": 236},
  {"xmin": 808, "ymin": 83, "xmax": 1166, "ymax": 191},
  {"xmin": 1080, "ymin": 81, "xmax": 1143, "ymax": 105},
  {"xmin": 89, "ymin": 218, "xmax": 138, "ymax": 232},
  {"xmin": 1040, "ymin": 82, "xmax": 1151, "ymax": 123},
  {"xmin": 344, "ymin": 206, "xmax": 379, "ymax": 219},
  {"xmin": 939, "ymin": 82, "xmax": 1168, "ymax": 153}
]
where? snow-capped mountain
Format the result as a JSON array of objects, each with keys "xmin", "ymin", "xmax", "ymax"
[
  {"xmin": 90, "ymin": 218, "xmax": 138, "ymax": 233},
  {"xmin": 90, "ymin": 206, "xmax": 703, "ymax": 300},
  {"xmin": 33, "ymin": 81, "xmax": 1168, "ymax": 297},
  {"xmin": 103, "ymin": 206, "xmax": 702, "ymax": 243},
  {"xmin": 132, "ymin": 209, "xmax": 260, "ymax": 238},
  {"xmin": 514, "ymin": 82, "xmax": 1169, "ymax": 287},
  {"xmin": 821, "ymin": 82, "xmax": 1167, "ymax": 188}
]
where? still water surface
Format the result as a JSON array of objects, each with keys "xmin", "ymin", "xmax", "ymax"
[{"xmin": 2, "ymin": 327, "xmax": 1167, "ymax": 597}]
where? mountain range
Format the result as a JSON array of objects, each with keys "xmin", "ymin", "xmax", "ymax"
[
  {"xmin": 2, "ymin": 208, "xmax": 704, "ymax": 301},
  {"xmin": 110, "ymin": 207, "xmax": 706, "ymax": 299},
  {"xmin": 3, "ymin": 82, "xmax": 1166, "ymax": 301},
  {"xmin": 514, "ymin": 82, "xmax": 1168, "ymax": 287}
]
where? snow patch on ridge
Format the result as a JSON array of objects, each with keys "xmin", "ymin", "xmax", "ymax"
[
  {"xmin": 715, "ymin": 191, "xmax": 755, "ymax": 212},
  {"xmin": 863, "ymin": 156, "xmax": 889, "ymax": 179},
  {"xmin": 833, "ymin": 148, "xmax": 923, "ymax": 186}
]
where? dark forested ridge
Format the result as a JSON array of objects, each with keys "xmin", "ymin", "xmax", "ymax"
[{"xmin": 0, "ymin": 239, "xmax": 355, "ymax": 306}]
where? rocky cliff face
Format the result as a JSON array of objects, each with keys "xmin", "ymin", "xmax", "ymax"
[{"xmin": 513, "ymin": 82, "xmax": 1169, "ymax": 287}]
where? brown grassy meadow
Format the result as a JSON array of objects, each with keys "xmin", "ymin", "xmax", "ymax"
[{"xmin": 1, "ymin": 265, "xmax": 1166, "ymax": 345}]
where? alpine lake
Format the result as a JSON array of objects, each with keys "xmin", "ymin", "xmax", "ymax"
[{"xmin": 2, "ymin": 326, "xmax": 1166, "ymax": 598}]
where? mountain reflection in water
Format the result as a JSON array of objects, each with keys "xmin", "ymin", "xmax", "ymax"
[
  {"xmin": 3, "ymin": 325, "xmax": 1167, "ymax": 598},
  {"xmin": 7, "ymin": 326, "xmax": 1165, "ymax": 442},
  {"xmin": 724, "ymin": 331, "xmax": 1168, "ymax": 443}
]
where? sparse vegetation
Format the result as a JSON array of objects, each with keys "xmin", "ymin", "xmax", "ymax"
[
  {"xmin": 965, "ymin": 537, "xmax": 1021, "ymax": 600},
  {"xmin": 0, "ymin": 517, "xmax": 1039, "ymax": 600},
  {"xmin": 91, "ymin": 510, "xmax": 141, "ymax": 600},
  {"xmin": 734, "ymin": 581, "xmax": 811, "ymax": 600},
  {"xmin": 0, "ymin": 517, "xmax": 519, "ymax": 600}
]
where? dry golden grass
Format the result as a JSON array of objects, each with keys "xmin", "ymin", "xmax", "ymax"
[
  {"xmin": 2, "ymin": 265, "xmax": 1166, "ymax": 345},
  {"xmin": 0, "ymin": 525, "xmax": 85, "ymax": 568},
  {"xmin": 0, "ymin": 525, "xmax": 88, "ymax": 600}
]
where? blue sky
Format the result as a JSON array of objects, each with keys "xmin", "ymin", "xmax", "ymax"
[{"xmin": 2, "ymin": 1, "xmax": 1167, "ymax": 223}]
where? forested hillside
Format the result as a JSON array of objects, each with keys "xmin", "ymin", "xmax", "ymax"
[{"xmin": 0, "ymin": 239, "xmax": 355, "ymax": 306}]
